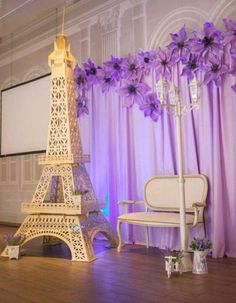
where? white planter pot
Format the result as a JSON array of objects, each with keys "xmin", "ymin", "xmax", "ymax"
[
  {"xmin": 165, "ymin": 256, "xmax": 182, "ymax": 278},
  {"xmin": 192, "ymin": 250, "xmax": 208, "ymax": 274},
  {"xmin": 72, "ymin": 195, "xmax": 82, "ymax": 205},
  {"xmin": 7, "ymin": 245, "xmax": 20, "ymax": 260}
]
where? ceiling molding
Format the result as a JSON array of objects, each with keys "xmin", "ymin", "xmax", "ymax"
[{"xmin": 0, "ymin": 0, "xmax": 124, "ymax": 67}]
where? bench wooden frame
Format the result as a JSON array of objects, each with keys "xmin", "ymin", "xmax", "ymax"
[{"xmin": 117, "ymin": 174, "xmax": 208, "ymax": 252}]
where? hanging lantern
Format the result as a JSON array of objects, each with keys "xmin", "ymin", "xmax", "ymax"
[
  {"xmin": 189, "ymin": 77, "xmax": 200, "ymax": 104},
  {"xmin": 155, "ymin": 78, "xmax": 169, "ymax": 104}
]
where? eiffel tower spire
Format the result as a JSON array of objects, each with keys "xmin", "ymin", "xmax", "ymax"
[
  {"xmin": 41, "ymin": 34, "xmax": 85, "ymax": 165},
  {"xmin": 1, "ymin": 34, "xmax": 118, "ymax": 261}
]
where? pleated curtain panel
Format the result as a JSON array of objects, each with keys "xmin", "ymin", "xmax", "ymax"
[{"xmin": 77, "ymin": 20, "xmax": 236, "ymax": 258}]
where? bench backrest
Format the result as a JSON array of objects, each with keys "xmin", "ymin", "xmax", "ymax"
[{"xmin": 144, "ymin": 174, "xmax": 208, "ymax": 211}]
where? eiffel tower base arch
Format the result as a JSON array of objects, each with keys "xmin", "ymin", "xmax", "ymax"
[{"xmin": 1, "ymin": 212, "xmax": 118, "ymax": 262}]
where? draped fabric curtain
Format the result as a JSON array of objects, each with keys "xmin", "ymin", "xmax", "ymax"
[{"xmin": 79, "ymin": 64, "xmax": 236, "ymax": 258}]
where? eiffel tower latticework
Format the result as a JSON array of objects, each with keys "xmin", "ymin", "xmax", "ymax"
[{"xmin": 1, "ymin": 35, "xmax": 118, "ymax": 261}]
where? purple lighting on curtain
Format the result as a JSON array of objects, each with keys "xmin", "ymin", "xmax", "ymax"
[{"xmin": 76, "ymin": 19, "xmax": 236, "ymax": 258}]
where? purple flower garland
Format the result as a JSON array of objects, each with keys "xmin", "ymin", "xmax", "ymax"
[{"xmin": 74, "ymin": 19, "xmax": 236, "ymax": 122}]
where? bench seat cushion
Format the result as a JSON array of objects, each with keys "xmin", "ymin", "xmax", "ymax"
[{"xmin": 118, "ymin": 212, "xmax": 197, "ymax": 227}]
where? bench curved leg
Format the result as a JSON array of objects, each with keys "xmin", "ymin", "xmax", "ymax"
[
  {"xmin": 145, "ymin": 226, "xmax": 149, "ymax": 248},
  {"xmin": 117, "ymin": 220, "xmax": 123, "ymax": 252}
]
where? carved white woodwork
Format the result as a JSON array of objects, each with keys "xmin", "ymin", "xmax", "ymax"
[
  {"xmin": 0, "ymin": 158, "xmax": 7, "ymax": 183},
  {"xmin": 1, "ymin": 77, "xmax": 19, "ymax": 90},
  {"xmin": 22, "ymin": 66, "xmax": 48, "ymax": 82},
  {"xmin": 117, "ymin": 174, "xmax": 208, "ymax": 255},
  {"xmin": 1, "ymin": 34, "xmax": 118, "ymax": 261},
  {"xmin": 99, "ymin": 7, "xmax": 120, "ymax": 59},
  {"xmin": 99, "ymin": 6, "xmax": 120, "ymax": 33}
]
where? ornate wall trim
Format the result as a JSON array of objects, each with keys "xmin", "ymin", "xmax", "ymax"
[
  {"xmin": 147, "ymin": 7, "xmax": 208, "ymax": 50},
  {"xmin": 99, "ymin": 6, "xmax": 120, "ymax": 60},
  {"xmin": 1, "ymin": 77, "xmax": 20, "ymax": 90},
  {"xmin": 22, "ymin": 66, "xmax": 48, "ymax": 82},
  {"xmin": 209, "ymin": 0, "xmax": 236, "ymax": 25}
]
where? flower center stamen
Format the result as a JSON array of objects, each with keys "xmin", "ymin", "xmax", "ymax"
[
  {"xmin": 202, "ymin": 36, "xmax": 213, "ymax": 47},
  {"xmin": 113, "ymin": 63, "xmax": 120, "ymax": 70},
  {"xmin": 177, "ymin": 41, "xmax": 184, "ymax": 49},
  {"xmin": 188, "ymin": 61, "xmax": 197, "ymax": 69},
  {"xmin": 90, "ymin": 67, "xmax": 97, "ymax": 75},
  {"xmin": 129, "ymin": 64, "xmax": 136, "ymax": 71},
  {"xmin": 128, "ymin": 85, "xmax": 136, "ymax": 94},
  {"xmin": 76, "ymin": 75, "xmax": 85, "ymax": 85},
  {"xmin": 211, "ymin": 64, "xmax": 219, "ymax": 72},
  {"xmin": 161, "ymin": 60, "xmax": 167, "ymax": 66}
]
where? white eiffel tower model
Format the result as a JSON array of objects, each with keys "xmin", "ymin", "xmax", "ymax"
[{"xmin": 1, "ymin": 34, "xmax": 118, "ymax": 261}]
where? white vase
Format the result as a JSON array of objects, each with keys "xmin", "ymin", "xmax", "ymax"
[
  {"xmin": 192, "ymin": 250, "xmax": 208, "ymax": 274},
  {"xmin": 7, "ymin": 245, "xmax": 20, "ymax": 260}
]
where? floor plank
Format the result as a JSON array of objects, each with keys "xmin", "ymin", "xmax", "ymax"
[{"xmin": 0, "ymin": 226, "xmax": 236, "ymax": 303}]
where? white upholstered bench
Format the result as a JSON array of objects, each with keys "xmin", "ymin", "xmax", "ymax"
[{"xmin": 117, "ymin": 174, "xmax": 208, "ymax": 252}]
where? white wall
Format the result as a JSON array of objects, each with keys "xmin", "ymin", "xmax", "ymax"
[{"xmin": 0, "ymin": 0, "xmax": 235, "ymax": 223}]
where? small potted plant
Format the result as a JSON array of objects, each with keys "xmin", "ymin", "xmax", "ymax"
[
  {"xmin": 163, "ymin": 248, "xmax": 183, "ymax": 278},
  {"xmin": 72, "ymin": 186, "xmax": 89, "ymax": 205},
  {"xmin": 190, "ymin": 237, "xmax": 212, "ymax": 274},
  {"xmin": 4, "ymin": 234, "xmax": 25, "ymax": 260}
]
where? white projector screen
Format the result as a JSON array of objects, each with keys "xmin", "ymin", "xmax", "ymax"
[{"xmin": 1, "ymin": 75, "xmax": 50, "ymax": 156}]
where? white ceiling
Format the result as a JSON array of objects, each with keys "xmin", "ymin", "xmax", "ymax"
[{"xmin": 0, "ymin": 0, "xmax": 78, "ymax": 46}]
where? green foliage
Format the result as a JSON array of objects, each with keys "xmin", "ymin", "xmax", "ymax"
[
  {"xmin": 4, "ymin": 234, "xmax": 25, "ymax": 246},
  {"xmin": 190, "ymin": 237, "xmax": 212, "ymax": 251}
]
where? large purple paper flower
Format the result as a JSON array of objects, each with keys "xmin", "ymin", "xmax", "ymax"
[
  {"xmin": 122, "ymin": 54, "xmax": 142, "ymax": 80},
  {"xmin": 223, "ymin": 18, "xmax": 236, "ymax": 58},
  {"xmin": 190, "ymin": 22, "xmax": 223, "ymax": 59},
  {"xmin": 155, "ymin": 48, "xmax": 173, "ymax": 81},
  {"xmin": 139, "ymin": 92, "xmax": 162, "ymax": 122},
  {"xmin": 181, "ymin": 54, "xmax": 201, "ymax": 81},
  {"xmin": 96, "ymin": 69, "xmax": 116, "ymax": 93},
  {"xmin": 203, "ymin": 54, "xmax": 229, "ymax": 87},
  {"xmin": 118, "ymin": 81, "xmax": 150, "ymax": 107},
  {"xmin": 232, "ymin": 84, "xmax": 236, "ymax": 93},
  {"xmin": 168, "ymin": 25, "xmax": 190, "ymax": 63},
  {"xmin": 76, "ymin": 94, "xmax": 89, "ymax": 117},
  {"xmin": 103, "ymin": 56, "xmax": 124, "ymax": 81},
  {"xmin": 83, "ymin": 58, "xmax": 99, "ymax": 85},
  {"xmin": 74, "ymin": 64, "xmax": 88, "ymax": 91},
  {"xmin": 137, "ymin": 50, "xmax": 157, "ymax": 75}
]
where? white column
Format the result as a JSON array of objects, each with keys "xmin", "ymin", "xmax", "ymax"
[
  {"xmin": 99, "ymin": 6, "xmax": 120, "ymax": 60},
  {"xmin": 175, "ymin": 101, "xmax": 192, "ymax": 272}
]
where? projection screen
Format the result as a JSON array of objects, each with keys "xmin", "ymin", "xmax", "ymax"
[{"xmin": 1, "ymin": 74, "xmax": 50, "ymax": 156}]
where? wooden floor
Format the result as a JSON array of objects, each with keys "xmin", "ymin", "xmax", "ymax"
[{"xmin": 0, "ymin": 226, "xmax": 236, "ymax": 303}]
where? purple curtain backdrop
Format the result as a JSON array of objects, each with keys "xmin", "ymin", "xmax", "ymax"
[{"xmin": 79, "ymin": 67, "xmax": 236, "ymax": 258}]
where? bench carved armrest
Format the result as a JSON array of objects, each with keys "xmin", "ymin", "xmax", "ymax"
[
  {"xmin": 191, "ymin": 202, "xmax": 205, "ymax": 226},
  {"xmin": 117, "ymin": 200, "xmax": 145, "ymax": 214},
  {"xmin": 192, "ymin": 202, "xmax": 205, "ymax": 208}
]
